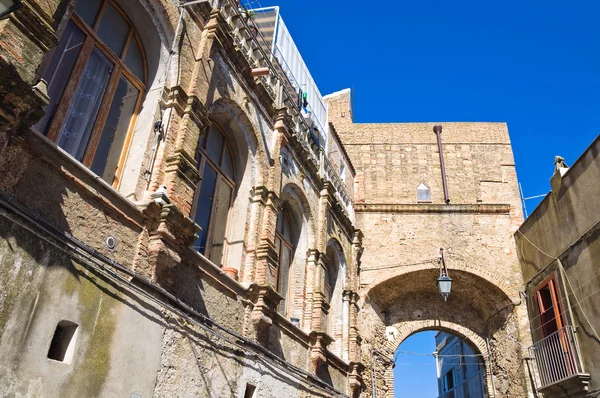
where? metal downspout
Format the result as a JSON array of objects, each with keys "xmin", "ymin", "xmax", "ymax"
[{"xmin": 433, "ymin": 124, "xmax": 450, "ymax": 204}]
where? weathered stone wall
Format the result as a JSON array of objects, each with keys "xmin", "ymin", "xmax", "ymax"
[
  {"xmin": 516, "ymin": 135, "xmax": 600, "ymax": 397},
  {"xmin": 0, "ymin": 0, "xmax": 359, "ymax": 396},
  {"xmin": 327, "ymin": 89, "xmax": 532, "ymax": 397}
]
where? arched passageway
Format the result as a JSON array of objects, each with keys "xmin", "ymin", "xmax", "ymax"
[
  {"xmin": 390, "ymin": 330, "xmax": 486, "ymax": 398},
  {"xmin": 362, "ymin": 267, "xmax": 530, "ymax": 398}
]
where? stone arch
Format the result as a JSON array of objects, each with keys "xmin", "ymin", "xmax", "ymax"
[
  {"xmin": 280, "ymin": 183, "xmax": 316, "ymax": 248},
  {"xmin": 383, "ymin": 320, "xmax": 492, "ymax": 398},
  {"xmin": 277, "ymin": 183, "xmax": 316, "ymax": 321},
  {"xmin": 206, "ymin": 98, "xmax": 268, "ymax": 271},
  {"xmin": 365, "ymin": 258, "xmax": 519, "ymax": 303}
]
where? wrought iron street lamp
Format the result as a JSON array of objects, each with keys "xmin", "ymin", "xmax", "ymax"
[
  {"xmin": 0, "ymin": 0, "xmax": 22, "ymax": 20},
  {"xmin": 437, "ymin": 248, "xmax": 452, "ymax": 301}
]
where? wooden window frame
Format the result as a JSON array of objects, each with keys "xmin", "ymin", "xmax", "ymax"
[
  {"xmin": 44, "ymin": 0, "xmax": 148, "ymax": 188},
  {"xmin": 191, "ymin": 123, "xmax": 237, "ymax": 265},
  {"xmin": 533, "ymin": 272, "xmax": 565, "ymax": 339},
  {"xmin": 275, "ymin": 209, "xmax": 295, "ymax": 317}
]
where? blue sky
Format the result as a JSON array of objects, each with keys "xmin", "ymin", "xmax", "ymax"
[
  {"xmin": 248, "ymin": 0, "xmax": 600, "ymax": 213},
  {"xmin": 244, "ymin": 0, "xmax": 599, "ymax": 395},
  {"xmin": 393, "ymin": 331, "xmax": 439, "ymax": 397}
]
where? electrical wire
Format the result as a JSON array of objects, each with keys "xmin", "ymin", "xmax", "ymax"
[{"xmin": 0, "ymin": 191, "xmax": 346, "ymax": 398}]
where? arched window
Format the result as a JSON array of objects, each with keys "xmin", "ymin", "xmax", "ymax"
[
  {"xmin": 417, "ymin": 183, "xmax": 431, "ymax": 202},
  {"xmin": 192, "ymin": 124, "xmax": 235, "ymax": 267},
  {"xmin": 275, "ymin": 208, "xmax": 296, "ymax": 317},
  {"xmin": 324, "ymin": 246, "xmax": 340, "ymax": 336},
  {"xmin": 34, "ymin": 0, "xmax": 147, "ymax": 186}
]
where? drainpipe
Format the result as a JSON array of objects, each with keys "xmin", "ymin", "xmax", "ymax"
[{"xmin": 433, "ymin": 124, "xmax": 450, "ymax": 204}]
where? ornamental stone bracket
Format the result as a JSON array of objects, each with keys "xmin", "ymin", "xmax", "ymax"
[
  {"xmin": 139, "ymin": 200, "xmax": 200, "ymax": 288},
  {"xmin": 162, "ymin": 85, "xmax": 211, "ymax": 128},
  {"xmin": 0, "ymin": 62, "xmax": 47, "ymax": 132},
  {"xmin": 348, "ymin": 361, "xmax": 365, "ymax": 398},
  {"xmin": 245, "ymin": 283, "xmax": 283, "ymax": 345},
  {"xmin": 308, "ymin": 331, "xmax": 334, "ymax": 372}
]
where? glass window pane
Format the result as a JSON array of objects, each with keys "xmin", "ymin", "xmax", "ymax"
[
  {"xmin": 205, "ymin": 126, "xmax": 224, "ymax": 164},
  {"xmin": 274, "ymin": 236, "xmax": 281, "ymax": 254},
  {"xmin": 207, "ymin": 179, "xmax": 232, "ymax": 266},
  {"xmin": 192, "ymin": 165, "xmax": 217, "ymax": 254},
  {"xmin": 34, "ymin": 21, "xmax": 85, "ymax": 134},
  {"xmin": 57, "ymin": 48, "xmax": 113, "ymax": 161},
  {"xmin": 417, "ymin": 183, "xmax": 431, "ymax": 201},
  {"xmin": 97, "ymin": 3, "xmax": 130, "ymax": 56},
  {"xmin": 124, "ymin": 37, "xmax": 144, "ymax": 82},
  {"xmin": 278, "ymin": 246, "xmax": 291, "ymax": 315},
  {"xmin": 276, "ymin": 211, "xmax": 284, "ymax": 234},
  {"xmin": 75, "ymin": 0, "xmax": 103, "ymax": 27},
  {"xmin": 282, "ymin": 213, "xmax": 292, "ymax": 242},
  {"xmin": 221, "ymin": 147, "xmax": 234, "ymax": 180},
  {"xmin": 91, "ymin": 76, "xmax": 139, "ymax": 183}
]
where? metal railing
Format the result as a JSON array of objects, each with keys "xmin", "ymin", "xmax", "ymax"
[
  {"xmin": 438, "ymin": 371, "xmax": 485, "ymax": 398},
  {"xmin": 528, "ymin": 326, "xmax": 585, "ymax": 389},
  {"xmin": 219, "ymin": 1, "xmax": 354, "ymax": 217},
  {"xmin": 219, "ymin": 1, "xmax": 321, "ymax": 167}
]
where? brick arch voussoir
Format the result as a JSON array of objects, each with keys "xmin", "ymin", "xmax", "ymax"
[
  {"xmin": 207, "ymin": 97, "xmax": 270, "ymax": 185},
  {"xmin": 383, "ymin": 320, "xmax": 493, "ymax": 398},
  {"xmin": 280, "ymin": 182, "xmax": 316, "ymax": 249},
  {"xmin": 365, "ymin": 260, "xmax": 518, "ymax": 302}
]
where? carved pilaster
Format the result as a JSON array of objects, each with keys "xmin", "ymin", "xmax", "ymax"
[
  {"xmin": 241, "ymin": 186, "xmax": 269, "ymax": 282},
  {"xmin": 310, "ymin": 253, "xmax": 330, "ymax": 332},
  {"xmin": 254, "ymin": 191, "xmax": 282, "ymax": 288},
  {"xmin": 348, "ymin": 292, "xmax": 362, "ymax": 363}
]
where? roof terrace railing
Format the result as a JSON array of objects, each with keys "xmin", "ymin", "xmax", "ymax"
[
  {"xmin": 219, "ymin": 1, "xmax": 354, "ymax": 216},
  {"xmin": 220, "ymin": 1, "xmax": 320, "ymax": 166}
]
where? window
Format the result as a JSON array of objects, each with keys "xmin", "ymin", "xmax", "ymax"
[
  {"xmin": 243, "ymin": 383, "xmax": 257, "ymax": 398},
  {"xmin": 534, "ymin": 274, "xmax": 564, "ymax": 338},
  {"xmin": 417, "ymin": 183, "xmax": 431, "ymax": 202},
  {"xmin": 275, "ymin": 208, "xmax": 295, "ymax": 317},
  {"xmin": 339, "ymin": 164, "xmax": 345, "ymax": 182},
  {"xmin": 34, "ymin": 0, "xmax": 147, "ymax": 186},
  {"xmin": 443, "ymin": 369, "xmax": 455, "ymax": 392},
  {"xmin": 47, "ymin": 320, "xmax": 78, "ymax": 364},
  {"xmin": 192, "ymin": 125, "xmax": 235, "ymax": 266},
  {"xmin": 323, "ymin": 255, "xmax": 338, "ymax": 335}
]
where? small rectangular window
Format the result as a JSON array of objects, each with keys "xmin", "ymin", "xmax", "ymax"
[
  {"xmin": 48, "ymin": 321, "xmax": 78, "ymax": 364},
  {"xmin": 243, "ymin": 383, "xmax": 257, "ymax": 398},
  {"xmin": 417, "ymin": 183, "xmax": 431, "ymax": 202}
]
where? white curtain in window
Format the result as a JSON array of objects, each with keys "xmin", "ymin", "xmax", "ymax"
[{"xmin": 56, "ymin": 48, "xmax": 112, "ymax": 161}]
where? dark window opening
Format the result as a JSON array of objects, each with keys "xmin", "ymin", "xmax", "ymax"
[
  {"xmin": 47, "ymin": 320, "xmax": 78, "ymax": 363},
  {"xmin": 243, "ymin": 383, "xmax": 256, "ymax": 398}
]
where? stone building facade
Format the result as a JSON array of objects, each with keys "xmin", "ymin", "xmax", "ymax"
[
  {"xmin": 326, "ymin": 90, "xmax": 534, "ymax": 397},
  {"xmin": 515, "ymin": 135, "xmax": 600, "ymax": 397},
  {"xmin": 0, "ymin": 0, "xmax": 532, "ymax": 397}
]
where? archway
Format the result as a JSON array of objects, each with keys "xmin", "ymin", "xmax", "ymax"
[
  {"xmin": 391, "ymin": 330, "xmax": 486, "ymax": 398},
  {"xmin": 363, "ymin": 267, "xmax": 527, "ymax": 397}
]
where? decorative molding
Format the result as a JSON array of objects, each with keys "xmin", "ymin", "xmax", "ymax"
[{"xmin": 355, "ymin": 203, "xmax": 512, "ymax": 214}]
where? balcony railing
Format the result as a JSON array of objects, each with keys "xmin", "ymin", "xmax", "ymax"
[
  {"xmin": 528, "ymin": 325, "xmax": 585, "ymax": 389},
  {"xmin": 438, "ymin": 371, "xmax": 485, "ymax": 398}
]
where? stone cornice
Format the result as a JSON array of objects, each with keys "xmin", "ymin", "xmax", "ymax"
[{"xmin": 355, "ymin": 203, "xmax": 512, "ymax": 214}]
